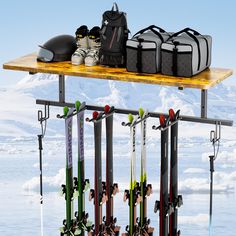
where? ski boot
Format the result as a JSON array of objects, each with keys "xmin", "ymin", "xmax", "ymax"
[
  {"xmin": 85, "ymin": 26, "xmax": 101, "ymax": 66},
  {"xmin": 72, "ymin": 25, "xmax": 89, "ymax": 65}
]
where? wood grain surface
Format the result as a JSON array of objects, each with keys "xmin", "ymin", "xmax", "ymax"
[{"xmin": 3, "ymin": 53, "xmax": 233, "ymax": 89}]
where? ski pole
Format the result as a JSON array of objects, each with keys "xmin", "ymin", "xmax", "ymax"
[
  {"xmin": 38, "ymin": 134, "xmax": 44, "ymax": 236},
  {"xmin": 37, "ymin": 106, "xmax": 49, "ymax": 236},
  {"xmin": 209, "ymin": 155, "xmax": 214, "ymax": 236},
  {"xmin": 208, "ymin": 122, "xmax": 221, "ymax": 236}
]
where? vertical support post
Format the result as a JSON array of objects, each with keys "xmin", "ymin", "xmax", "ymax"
[
  {"xmin": 201, "ymin": 89, "xmax": 208, "ymax": 118},
  {"xmin": 59, "ymin": 74, "xmax": 65, "ymax": 103}
]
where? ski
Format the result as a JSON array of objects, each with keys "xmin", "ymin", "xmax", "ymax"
[
  {"xmin": 169, "ymin": 109, "xmax": 182, "ymax": 236},
  {"xmin": 123, "ymin": 114, "xmax": 141, "ymax": 236},
  {"xmin": 73, "ymin": 101, "xmax": 92, "ymax": 235},
  {"xmin": 60, "ymin": 107, "xmax": 76, "ymax": 236},
  {"xmin": 138, "ymin": 108, "xmax": 154, "ymax": 236},
  {"xmin": 87, "ymin": 111, "xmax": 107, "ymax": 236},
  {"xmin": 153, "ymin": 114, "xmax": 173, "ymax": 236},
  {"xmin": 103, "ymin": 105, "xmax": 120, "ymax": 235}
]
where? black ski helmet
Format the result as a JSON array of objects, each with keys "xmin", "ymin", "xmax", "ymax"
[{"xmin": 37, "ymin": 35, "xmax": 77, "ymax": 62}]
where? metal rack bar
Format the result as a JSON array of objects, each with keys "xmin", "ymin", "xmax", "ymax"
[{"xmin": 36, "ymin": 99, "xmax": 233, "ymax": 127}]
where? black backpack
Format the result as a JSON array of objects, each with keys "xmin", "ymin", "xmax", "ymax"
[{"xmin": 99, "ymin": 3, "xmax": 129, "ymax": 67}]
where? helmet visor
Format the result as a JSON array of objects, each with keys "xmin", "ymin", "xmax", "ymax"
[{"xmin": 37, "ymin": 46, "xmax": 54, "ymax": 62}]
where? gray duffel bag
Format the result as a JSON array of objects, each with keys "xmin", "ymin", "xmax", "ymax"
[
  {"xmin": 126, "ymin": 25, "xmax": 170, "ymax": 73},
  {"xmin": 161, "ymin": 28, "xmax": 212, "ymax": 77}
]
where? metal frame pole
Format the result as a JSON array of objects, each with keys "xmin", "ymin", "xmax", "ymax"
[
  {"xmin": 59, "ymin": 75, "xmax": 65, "ymax": 103},
  {"xmin": 201, "ymin": 89, "xmax": 208, "ymax": 118}
]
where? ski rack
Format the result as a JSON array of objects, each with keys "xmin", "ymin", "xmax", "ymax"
[
  {"xmin": 56, "ymin": 103, "xmax": 86, "ymax": 119},
  {"xmin": 152, "ymin": 117, "xmax": 181, "ymax": 131},
  {"xmin": 36, "ymin": 99, "xmax": 233, "ymax": 127}
]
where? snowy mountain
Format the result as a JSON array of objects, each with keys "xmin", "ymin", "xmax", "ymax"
[{"xmin": 1, "ymin": 72, "xmax": 236, "ymax": 138}]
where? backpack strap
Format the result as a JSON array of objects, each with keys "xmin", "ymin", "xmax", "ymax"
[
  {"xmin": 117, "ymin": 27, "xmax": 122, "ymax": 42},
  {"xmin": 101, "ymin": 26, "xmax": 107, "ymax": 40}
]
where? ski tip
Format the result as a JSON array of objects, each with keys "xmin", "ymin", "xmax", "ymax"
[
  {"xmin": 104, "ymin": 104, "xmax": 110, "ymax": 114},
  {"xmin": 93, "ymin": 111, "xmax": 99, "ymax": 120},
  {"xmin": 169, "ymin": 108, "xmax": 175, "ymax": 121},
  {"xmin": 75, "ymin": 100, "xmax": 81, "ymax": 111},
  {"xmin": 63, "ymin": 106, "xmax": 69, "ymax": 117},
  {"xmin": 128, "ymin": 113, "xmax": 134, "ymax": 123},
  {"xmin": 139, "ymin": 107, "xmax": 145, "ymax": 118},
  {"xmin": 159, "ymin": 114, "xmax": 165, "ymax": 127}
]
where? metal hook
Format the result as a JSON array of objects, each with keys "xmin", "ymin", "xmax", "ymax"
[
  {"xmin": 38, "ymin": 104, "xmax": 50, "ymax": 137},
  {"xmin": 38, "ymin": 104, "xmax": 50, "ymax": 123},
  {"xmin": 210, "ymin": 121, "xmax": 221, "ymax": 144}
]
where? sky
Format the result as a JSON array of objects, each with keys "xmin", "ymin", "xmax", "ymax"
[{"xmin": 0, "ymin": 0, "xmax": 236, "ymax": 87}]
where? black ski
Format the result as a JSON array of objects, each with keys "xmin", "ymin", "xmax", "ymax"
[
  {"xmin": 87, "ymin": 111, "xmax": 107, "ymax": 236},
  {"xmin": 153, "ymin": 114, "xmax": 173, "ymax": 236},
  {"xmin": 103, "ymin": 105, "xmax": 120, "ymax": 235},
  {"xmin": 169, "ymin": 109, "xmax": 182, "ymax": 236}
]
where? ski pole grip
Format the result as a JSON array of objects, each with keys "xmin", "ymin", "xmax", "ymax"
[
  {"xmin": 38, "ymin": 135, "xmax": 43, "ymax": 150},
  {"xmin": 209, "ymin": 155, "xmax": 215, "ymax": 172}
]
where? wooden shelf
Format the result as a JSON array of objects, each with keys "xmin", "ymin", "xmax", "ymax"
[{"xmin": 3, "ymin": 53, "xmax": 233, "ymax": 90}]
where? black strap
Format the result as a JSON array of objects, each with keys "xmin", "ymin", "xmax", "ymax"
[
  {"xmin": 170, "ymin": 27, "xmax": 201, "ymax": 39},
  {"xmin": 133, "ymin": 26, "xmax": 165, "ymax": 43},
  {"xmin": 133, "ymin": 25, "xmax": 168, "ymax": 38},
  {"xmin": 184, "ymin": 32, "xmax": 201, "ymax": 70},
  {"xmin": 202, "ymin": 37, "xmax": 210, "ymax": 66},
  {"xmin": 172, "ymin": 42, "xmax": 179, "ymax": 76},
  {"xmin": 111, "ymin": 2, "xmax": 119, "ymax": 12},
  {"xmin": 184, "ymin": 27, "xmax": 201, "ymax": 36},
  {"xmin": 170, "ymin": 28, "xmax": 202, "ymax": 70},
  {"xmin": 137, "ymin": 38, "xmax": 143, "ymax": 73},
  {"xmin": 148, "ymin": 25, "xmax": 167, "ymax": 33}
]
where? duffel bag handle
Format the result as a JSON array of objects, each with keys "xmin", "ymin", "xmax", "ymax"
[
  {"xmin": 133, "ymin": 25, "xmax": 167, "ymax": 42},
  {"xmin": 171, "ymin": 27, "xmax": 202, "ymax": 38},
  {"xmin": 111, "ymin": 2, "xmax": 119, "ymax": 12},
  {"xmin": 148, "ymin": 25, "xmax": 167, "ymax": 33},
  {"xmin": 184, "ymin": 27, "xmax": 201, "ymax": 36},
  {"xmin": 134, "ymin": 25, "xmax": 167, "ymax": 37}
]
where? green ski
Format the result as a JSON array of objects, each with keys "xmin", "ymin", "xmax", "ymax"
[
  {"xmin": 60, "ymin": 107, "xmax": 77, "ymax": 236},
  {"xmin": 138, "ymin": 108, "xmax": 154, "ymax": 235},
  {"xmin": 73, "ymin": 101, "xmax": 92, "ymax": 235},
  {"xmin": 123, "ymin": 114, "xmax": 141, "ymax": 236}
]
